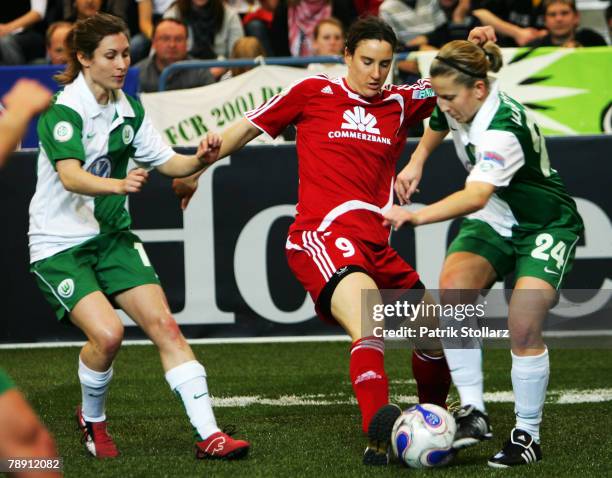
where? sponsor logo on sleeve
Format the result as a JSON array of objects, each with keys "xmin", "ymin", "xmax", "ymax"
[
  {"xmin": 412, "ymin": 88, "xmax": 435, "ymax": 99},
  {"xmin": 481, "ymin": 151, "xmax": 505, "ymax": 166}
]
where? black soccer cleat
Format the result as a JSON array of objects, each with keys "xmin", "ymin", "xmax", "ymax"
[
  {"xmin": 363, "ymin": 404, "xmax": 401, "ymax": 466},
  {"xmin": 452, "ymin": 404, "xmax": 493, "ymax": 450},
  {"xmin": 488, "ymin": 428, "xmax": 542, "ymax": 468}
]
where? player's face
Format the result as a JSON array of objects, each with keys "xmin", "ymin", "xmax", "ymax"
[
  {"xmin": 314, "ymin": 23, "xmax": 344, "ymax": 56},
  {"xmin": 432, "ymin": 75, "xmax": 487, "ymax": 124},
  {"xmin": 545, "ymin": 3, "xmax": 579, "ymax": 38},
  {"xmin": 79, "ymin": 33, "xmax": 131, "ymax": 92},
  {"xmin": 344, "ymin": 39, "xmax": 393, "ymax": 98}
]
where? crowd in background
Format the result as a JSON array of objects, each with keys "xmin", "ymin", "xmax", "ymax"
[{"xmin": 1, "ymin": 0, "xmax": 610, "ymax": 93}]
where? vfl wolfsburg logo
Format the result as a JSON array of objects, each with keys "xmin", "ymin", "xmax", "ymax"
[
  {"xmin": 122, "ymin": 125, "xmax": 134, "ymax": 144},
  {"xmin": 87, "ymin": 155, "xmax": 112, "ymax": 178},
  {"xmin": 341, "ymin": 106, "xmax": 380, "ymax": 134},
  {"xmin": 57, "ymin": 278, "xmax": 74, "ymax": 298},
  {"xmin": 53, "ymin": 121, "xmax": 74, "ymax": 142}
]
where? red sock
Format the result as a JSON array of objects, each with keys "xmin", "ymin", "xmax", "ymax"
[
  {"xmin": 411, "ymin": 350, "xmax": 451, "ymax": 408},
  {"xmin": 350, "ymin": 337, "xmax": 389, "ymax": 434}
]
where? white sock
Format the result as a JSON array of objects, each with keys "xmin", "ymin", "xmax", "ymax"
[
  {"xmin": 165, "ymin": 360, "xmax": 219, "ymax": 441},
  {"xmin": 444, "ymin": 348, "xmax": 486, "ymax": 412},
  {"xmin": 511, "ymin": 348, "xmax": 549, "ymax": 443},
  {"xmin": 78, "ymin": 357, "xmax": 113, "ymax": 422}
]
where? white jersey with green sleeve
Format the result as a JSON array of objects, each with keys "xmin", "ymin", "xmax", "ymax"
[
  {"xmin": 428, "ymin": 81, "xmax": 582, "ymax": 238},
  {"xmin": 29, "ymin": 73, "xmax": 175, "ymax": 263}
]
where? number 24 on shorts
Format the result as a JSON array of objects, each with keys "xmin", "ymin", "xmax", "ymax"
[{"xmin": 530, "ymin": 233, "xmax": 566, "ymax": 269}]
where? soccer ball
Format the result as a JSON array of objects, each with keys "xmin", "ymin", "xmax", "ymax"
[{"xmin": 391, "ymin": 403, "xmax": 456, "ymax": 468}]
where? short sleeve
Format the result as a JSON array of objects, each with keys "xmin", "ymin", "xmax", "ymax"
[
  {"xmin": 245, "ymin": 77, "xmax": 316, "ymax": 138},
  {"xmin": 429, "ymin": 104, "xmax": 449, "ymax": 131},
  {"xmin": 132, "ymin": 113, "xmax": 175, "ymax": 168},
  {"xmin": 467, "ymin": 130, "xmax": 525, "ymax": 187},
  {"xmin": 37, "ymin": 104, "xmax": 85, "ymax": 168},
  {"xmin": 396, "ymin": 79, "xmax": 437, "ymax": 128}
]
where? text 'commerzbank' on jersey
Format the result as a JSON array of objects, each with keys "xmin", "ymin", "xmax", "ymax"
[{"xmin": 29, "ymin": 73, "xmax": 174, "ymax": 263}]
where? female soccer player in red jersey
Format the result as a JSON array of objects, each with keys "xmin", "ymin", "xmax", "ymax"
[{"xmin": 174, "ymin": 17, "xmax": 496, "ymax": 465}]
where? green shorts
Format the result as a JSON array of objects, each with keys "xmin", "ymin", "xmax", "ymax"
[
  {"xmin": 31, "ymin": 231, "xmax": 160, "ymax": 322},
  {"xmin": 0, "ymin": 368, "xmax": 15, "ymax": 395},
  {"xmin": 447, "ymin": 218, "xmax": 580, "ymax": 289}
]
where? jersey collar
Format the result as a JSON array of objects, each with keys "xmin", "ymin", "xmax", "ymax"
[
  {"xmin": 71, "ymin": 72, "xmax": 135, "ymax": 121},
  {"xmin": 467, "ymin": 80, "xmax": 500, "ymax": 144}
]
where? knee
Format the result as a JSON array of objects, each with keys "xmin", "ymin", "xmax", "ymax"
[
  {"xmin": 510, "ymin": 324, "xmax": 542, "ymax": 351},
  {"xmin": 439, "ymin": 270, "xmax": 462, "ymax": 294},
  {"xmin": 148, "ymin": 312, "xmax": 184, "ymax": 346},
  {"xmin": 92, "ymin": 325, "xmax": 124, "ymax": 357}
]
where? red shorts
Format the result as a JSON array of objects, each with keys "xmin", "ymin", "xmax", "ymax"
[{"xmin": 285, "ymin": 229, "xmax": 421, "ymax": 321}]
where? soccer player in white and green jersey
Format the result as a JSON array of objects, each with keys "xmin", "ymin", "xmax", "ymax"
[
  {"xmin": 384, "ymin": 39, "xmax": 583, "ymax": 468},
  {"xmin": 28, "ymin": 13, "xmax": 249, "ymax": 460}
]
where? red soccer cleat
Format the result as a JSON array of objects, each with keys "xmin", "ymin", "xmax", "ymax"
[
  {"xmin": 76, "ymin": 406, "xmax": 120, "ymax": 458},
  {"xmin": 195, "ymin": 431, "xmax": 250, "ymax": 460}
]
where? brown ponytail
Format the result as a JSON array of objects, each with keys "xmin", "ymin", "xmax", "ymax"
[
  {"xmin": 430, "ymin": 40, "xmax": 503, "ymax": 88},
  {"xmin": 54, "ymin": 13, "xmax": 130, "ymax": 85}
]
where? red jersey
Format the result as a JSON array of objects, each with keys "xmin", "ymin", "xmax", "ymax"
[{"xmin": 246, "ymin": 75, "xmax": 436, "ymax": 246}]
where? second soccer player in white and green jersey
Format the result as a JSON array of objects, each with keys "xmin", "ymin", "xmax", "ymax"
[
  {"xmin": 28, "ymin": 13, "xmax": 249, "ymax": 461},
  {"xmin": 384, "ymin": 39, "xmax": 583, "ymax": 469}
]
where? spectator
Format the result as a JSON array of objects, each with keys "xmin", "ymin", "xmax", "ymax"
[
  {"xmin": 0, "ymin": 0, "xmax": 48, "ymax": 64},
  {"xmin": 65, "ymin": 0, "xmax": 103, "ymax": 21},
  {"xmin": 131, "ymin": 0, "xmax": 175, "ymax": 62},
  {"xmin": 471, "ymin": 0, "xmax": 548, "ymax": 46},
  {"xmin": 401, "ymin": 0, "xmax": 478, "ymax": 50},
  {"xmin": 226, "ymin": 35, "xmax": 265, "ymax": 78},
  {"xmin": 242, "ymin": 0, "xmax": 278, "ymax": 55},
  {"xmin": 135, "ymin": 18, "xmax": 215, "ymax": 92},
  {"xmin": 307, "ymin": 17, "xmax": 344, "ymax": 72},
  {"xmin": 312, "ymin": 16, "xmax": 343, "ymax": 55},
  {"xmin": 353, "ymin": 0, "xmax": 382, "ymax": 16},
  {"xmin": 528, "ymin": 0, "xmax": 607, "ymax": 47},
  {"xmin": 269, "ymin": 0, "xmax": 357, "ymax": 57},
  {"xmin": 45, "ymin": 20, "xmax": 72, "ymax": 64},
  {"xmin": 379, "ymin": 0, "xmax": 447, "ymax": 47},
  {"xmin": 164, "ymin": 0, "xmax": 244, "ymax": 60},
  {"xmin": 226, "ymin": 0, "xmax": 261, "ymax": 15}
]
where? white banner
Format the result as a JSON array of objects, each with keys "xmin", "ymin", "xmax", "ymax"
[{"xmin": 140, "ymin": 64, "xmax": 348, "ymax": 147}]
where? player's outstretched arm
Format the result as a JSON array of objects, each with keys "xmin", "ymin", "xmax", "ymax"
[
  {"xmin": 156, "ymin": 132, "xmax": 223, "ymax": 178},
  {"xmin": 171, "ymin": 118, "xmax": 262, "ymax": 209},
  {"xmin": 0, "ymin": 80, "xmax": 51, "ymax": 166},
  {"xmin": 57, "ymin": 159, "xmax": 149, "ymax": 196},
  {"xmin": 395, "ymin": 127, "xmax": 448, "ymax": 205},
  {"xmin": 384, "ymin": 181, "xmax": 495, "ymax": 229}
]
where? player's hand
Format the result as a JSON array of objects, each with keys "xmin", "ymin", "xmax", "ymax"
[
  {"xmin": 2, "ymin": 79, "xmax": 52, "ymax": 117},
  {"xmin": 119, "ymin": 168, "xmax": 149, "ymax": 194},
  {"xmin": 383, "ymin": 205, "xmax": 418, "ymax": 230},
  {"xmin": 172, "ymin": 177, "xmax": 198, "ymax": 210},
  {"xmin": 395, "ymin": 161, "xmax": 422, "ymax": 205},
  {"xmin": 467, "ymin": 26, "xmax": 497, "ymax": 45},
  {"xmin": 196, "ymin": 133, "xmax": 222, "ymax": 167}
]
